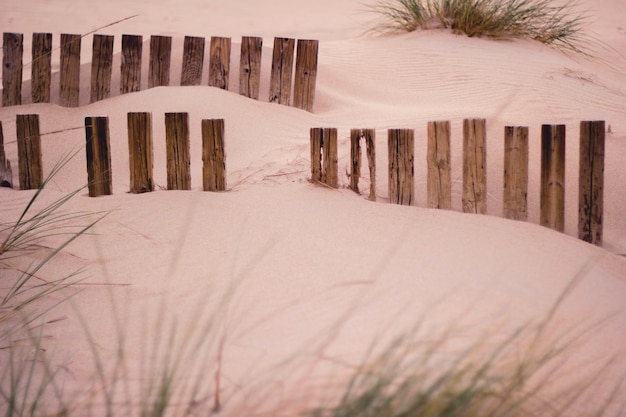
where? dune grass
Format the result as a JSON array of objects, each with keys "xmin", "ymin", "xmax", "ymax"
[{"xmin": 367, "ymin": 0, "xmax": 589, "ymax": 52}]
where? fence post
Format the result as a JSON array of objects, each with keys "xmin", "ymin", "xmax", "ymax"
[
  {"xmin": 2, "ymin": 33, "xmax": 23, "ymax": 106},
  {"xmin": 85, "ymin": 116, "xmax": 112, "ymax": 197},
  {"xmin": 578, "ymin": 120, "xmax": 605, "ymax": 245},
  {"xmin": 540, "ymin": 124, "xmax": 566, "ymax": 232},
  {"xmin": 503, "ymin": 126, "xmax": 529, "ymax": 221},
  {"xmin": 269, "ymin": 37, "xmax": 295, "ymax": 105},
  {"xmin": 463, "ymin": 118, "xmax": 487, "ymax": 214},
  {"xmin": 293, "ymin": 39, "xmax": 318, "ymax": 112},
  {"xmin": 60, "ymin": 33, "xmax": 81, "ymax": 107},
  {"xmin": 0, "ymin": 122, "xmax": 13, "ymax": 187},
  {"xmin": 31, "ymin": 33, "xmax": 52, "ymax": 103},
  {"xmin": 181, "ymin": 36, "xmax": 205, "ymax": 86},
  {"xmin": 165, "ymin": 113, "xmax": 191, "ymax": 190},
  {"xmin": 427, "ymin": 121, "xmax": 451, "ymax": 209},
  {"xmin": 388, "ymin": 129, "xmax": 414, "ymax": 206},
  {"xmin": 239, "ymin": 36, "xmax": 263, "ymax": 99},
  {"xmin": 349, "ymin": 129, "xmax": 376, "ymax": 199},
  {"xmin": 208, "ymin": 37, "xmax": 231, "ymax": 90},
  {"xmin": 202, "ymin": 119, "xmax": 226, "ymax": 191},
  {"xmin": 149, "ymin": 35, "xmax": 172, "ymax": 88},
  {"xmin": 90, "ymin": 34, "xmax": 114, "ymax": 103},
  {"xmin": 127, "ymin": 112, "xmax": 154, "ymax": 193},
  {"xmin": 310, "ymin": 128, "xmax": 338, "ymax": 188},
  {"xmin": 16, "ymin": 114, "xmax": 43, "ymax": 190},
  {"xmin": 121, "ymin": 34, "xmax": 142, "ymax": 94}
]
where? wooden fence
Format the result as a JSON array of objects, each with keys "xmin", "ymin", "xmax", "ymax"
[
  {"xmin": 310, "ymin": 120, "xmax": 606, "ymax": 247},
  {"xmin": 2, "ymin": 32, "xmax": 319, "ymax": 111}
]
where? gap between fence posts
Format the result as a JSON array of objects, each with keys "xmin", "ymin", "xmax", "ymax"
[
  {"xmin": 149, "ymin": 35, "xmax": 172, "ymax": 88},
  {"xmin": 85, "ymin": 116, "xmax": 112, "ymax": 197},
  {"xmin": 209, "ymin": 37, "xmax": 231, "ymax": 90},
  {"xmin": 349, "ymin": 128, "xmax": 376, "ymax": 200},
  {"xmin": 181, "ymin": 36, "xmax": 205, "ymax": 86},
  {"xmin": 540, "ymin": 124, "xmax": 566, "ymax": 232},
  {"xmin": 239, "ymin": 36, "xmax": 262, "ymax": 99},
  {"xmin": 0, "ymin": 122, "xmax": 13, "ymax": 188},
  {"xmin": 121, "ymin": 34, "xmax": 142, "ymax": 94},
  {"xmin": 293, "ymin": 39, "xmax": 318, "ymax": 112},
  {"xmin": 60, "ymin": 33, "xmax": 81, "ymax": 107},
  {"xmin": 90, "ymin": 34, "xmax": 114, "ymax": 103},
  {"xmin": 16, "ymin": 114, "xmax": 43, "ymax": 190},
  {"xmin": 165, "ymin": 112, "xmax": 191, "ymax": 190},
  {"xmin": 578, "ymin": 120, "xmax": 605, "ymax": 246},
  {"xmin": 32, "ymin": 32, "xmax": 52, "ymax": 104},
  {"xmin": 503, "ymin": 126, "xmax": 529, "ymax": 221},
  {"xmin": 310, "ymin": 128, "xmax": 338, "ymax": 188},
  {"xmin": 269, "ymin": 37, "xmax": 295, "ymax": 105},
  {"xmin": 127, "ymin": 112, "xmax": 154, "ymax": 193},
  {"xmin": 463, "ymin": 118, "xmax": 487, "ymax": 214},
  {"xmin": 202, "ymin": 119, "xmax": 226, "ymax": 191},
  {"xmin": 427, "ymin": 121, "xmax": 451, "ymax": 210},
  {"xmin": 388, "ymin": 128, "xmax": 414, "ymax": 206},
  {"xmin": 2, "ymin": 33, "xmax": 24, "ymax": 107}
]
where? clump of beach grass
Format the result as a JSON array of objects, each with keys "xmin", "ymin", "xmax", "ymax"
[{"xmin": 367, "ymin": 0, "xmax": 590, "ymax": 53}]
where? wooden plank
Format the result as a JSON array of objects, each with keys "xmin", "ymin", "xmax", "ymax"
[
  {"xmin": 59, "ymin": 33, "xmax": 81, "ymax": 107},
  {"xmin": 322, "ymin": 128, "xmax": 338, "ymax": 188},
  {"xmin": 310, "ymin": 128, "xmax": 322, "ymax": 183},
  {"xmin": 0, "ymin": 121, "xmax": 13, "ymax": 188},
  {"xmin": 202, "ymin": 119, "xmax": 226, "ymax": 191},
  {"xmin": 90, "ymin": 34, "xmax": 114, "ymax": 103},
  {"xmin": 121, "ymin": 34, "xmax": 142, "ymax": 94},
  {"xmin": 208, "ymin": 37, "xmax": 231, "ymax": 90},
  {"xmin": 388, "ymin": 128, "xmax": 414, "ymax": 206},
  {"xmin": 540, "ymin": 124, "xmax": 566, "ymax": 232},
  {"xmin": 127, "ymin": 112, "xmax": 154, "ymax": 193},
  {"xmin": 427, "ymin": 121, "xmax": 451, "ymax": 210},
  {"xmin": 149, "ymin": 35, "xmax": 172, "ymax": 88},
  {"xmin": 462, "ymin": 118, "xmax": 487, "ymax": 214},
  {"xmin": 31, "ymin": 32, "xmax": 52, "ymax": 103},
  {"xmin": 349, "ymin": 128, "xmax": 376, "ymax": 198},
  {"xmin": 2, "ymin": 32, "xmax": 24, "ymax": 106},
  {"xmin": 365, "ymin": 129, "xmax": 376, "ymax": 201},
  {"xmin": 165, "ymin": 112, "xmax": 191, "ymax": 190},
  {"xmin": 503, "ymin": 126, "xmax": 529, "ymax": 221},
  {"xmin": 239, "ymin": 36, "xmax": 262, "ymax": 99},
  {"xmin": 293, "ymin": 39, "xmax": 319, "ymax": 112},
  {"xmin": 268, "ymin": 37, "xmax": 295, "ymax": 105},
  {"xmin": 578, "ymin": 120, "xmax": 605, "ymax": 245},
  {"xmin": 16, "ymin": 114, "xmax": 43, "ymax": 190},
  {"xmin": 181, "ymin": 36, "xmax": 205, "ymax": 86},
  {"xmin": 85, "ymin": 116, "xmax": 112, "ymax": 197}
]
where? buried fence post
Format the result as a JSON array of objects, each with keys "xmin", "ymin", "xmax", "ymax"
[
  {"xmin": 463, "ymin": 118, "xmax": 487, "ymax": 214},
  {"xmin": 60, "ymin": 33, "xmax": 81, "ymax": 107},
  {"xmin": 181, "ymin": 36, "xmax": 205, "ymax": 86},
  {"xmin": 0, "ymin": 122, "xmax": 13, "ymax": 187},
  {"xmin": 121, "ymin": 34, "xmax": 143, "ymax": 94},
  {"xmin": 427, "ymin": 121, "xmax": 451, "ymax": 210},
  {"xmin": 85, "ymin": 116, "xmax": 112, "ymax": 197},
  {"xmin": 149, "ymin": 35, "xmax": 172, "ymax": 88},
  {"xmin": 239, "ymin": 36, "xmax": 263, "ymax": 99},
  {"xmin": 202, "ymin": 119, "xmax": 226, "ymax": 191},
  {"xmin": 165, "ymin": 113, "xmax": 191, "ymax": 190},
  {"xmin": 16, "ymin": 114, "xmax": 43, "ymax": 190},
  {"xmin": 293, "ymin": 39, "xmax": 319, "ymax": 112},
  {"xmin": 127, "ymin": 112, "xmax": 154, "ymax": 193},
  {"xmin": 388, "ymin": 128, "xmax": 414, "ymax": 206},
  {"xmin": 269, "ymin": 37, "xmax": 295, "ymax": 105},
  {"xmin": 2, "ymin": 32, "xmax": 24, "ymax": 107},
  {"xmin": 90, "ymin": 34, "xmax": 114, "ymax": 103},
  {"xmin": 578, "ymin": 120, "xmax": 605, "ymax": 246},
  {"xmin": 540, "ymin": 124, "xmax": 566, "ymax": 232},
  {"xmin": 350, "ymin": 129, "xmax": 376, "ymax": 200},
  {"xmin": 503, "ymin": 126, "xmax": 529, "ymax": 221},
  {"xmin": 32, "ymin": 32, "xmax": 52, "ymax": 104},
  {"xmin": 310, "ymin": 127, "xmax": 338, "ymax": 188},
  {"xmin": 209, "ymin": 37, "xmax": 231, "ymax": 90}
]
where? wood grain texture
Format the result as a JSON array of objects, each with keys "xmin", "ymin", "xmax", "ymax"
[
  {"xmin": 239, "ymin": 36, "xmax": 262, "ymax": 99},
  {"xmin": 388, "ymin": 129, "xmax": 414, "ymax": 206},
  {"xmin": 427, "ymin": 121, "xmax": 451, "ymax": 209},
  {"xmin": 181, "ymin": 36, "xmax": 205, "ymax": 86},
  {"xmin": 31, "ymin": 33, "xmax": 52, "ymax": 103},
  {"xmin": 90, "ymin": 34, "xmax": 114, "ymax": 103},
  {"xmin": 2, "ymin": 32, "xmax": 24, "ymax": 106},
  {"xmin": 540, "ymin": 124, "xmax": 566, "ymax": 232},
  {"xmin": 208, "ymin": 37, "xmax": 231, "ymax": 90},
  {"xmin": 149, "ymin": 35, "xmax": 172, "ymax": 88},
  {"xmin": 202, "ymin": 119, "xmax": 226, "ymax": 191},
  {"xmin": 462, "ymin": 118, "xmax": 487, "ymax": 214},
  {"xmin": 121, "ymin": 34, "xmax": 142, "ymax": 94},
  {"xmin": 16, "ymin": 114, "xmax": 43, "ymax": 190},
  {"xmin": 0, "ymin": 121, "xmax": 13, "ymax": 188},
  {"xmin": 293, "ymin": 39, "xmax": 318, "ymax": 112},
  {"xmin": 269, "ymin": 37, "xmax": 295, "ymax": 105},
  {"xmin": 60, "ymin": 33, "xmax": 81, "ymax": 107},
  {"xmin": 85, "ymin": 116, "xmax": 113, "ymax": 197},
  {"xmin": 503, "ymin": 126, "xmax": 529, "ymax": 220},
  {"xmin": 165, "ymin": 112, "xmax": 191, "ymax": 190},
  {"xmin": 127, "ymin": 112, "xmax": 154, "ymax": 193},
  {"xmin": 578, "ymin": 120, "xmax": 605, "ymax": 245}
]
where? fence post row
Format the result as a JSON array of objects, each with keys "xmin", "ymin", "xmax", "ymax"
[
  {"xmin": 540, "ymin": 124, "xmax": 566, "ymax": 232},
  {"xmin": 16, "ymin": 114, "xmax": 43, "ymax": 190},
  {"xmin": 2, "ymin": 33, "xmax": 23, "ymax": 107},
  {"xmin": 121, "ymin": 34, "xmax": 142, "ymax": 94},
  {"xmin": 165, "ymin": 112, "xmax": 191, "ymax": 190},
  {"xmin": 127, "ymin": 112, "xmax": 154, "ymax": 193},
  {"xmin": 0, "ymin": 122, "xmax": 13, "ymax": 187},
  {"xmin": 349, "ymin": 129, "xmax": 376, "ymax": 200},
  {"xmin": 462, "ymin": 118, "xmax": 487, "ymax": 214},
  {"xmin": 32, "ymin": 33, "xmax": 52, "ymax": 104},
  {"xmin": 60, "ymin": 33, "xmax": 81, "ymax": 107},
  {"xmin": 578, "ymin": 120, "xmax": 605, "ymax": 246},
  {"xmin": 427, "ymin": 121, "xmax": 451, "ymax": 210},
  {"xmin": 91, "ymin": 34, "xmax": 114, "ymax": 103},
  {"xmin": 149, "ymin": 35, "xmax": 172, "ymax": 88},
  {"xmin": 181, "ymin": 36, "xmax": 205, "ymax": 86},
  {"xmin": 310, "ymin": 127, "xmax": 338, "ymax": 188},
  {"xmin": 202, "ymin": 119, "xmax": 226, "ymax": 191},
  {"xmin": 388, "ymin": 128, "xmax": 414, "ymax": 206},
  {"xmin": 503, "ymin": 126, "xmax": 529, "ymax": 221},
  {"xmin": 85, "ymin": 116, "xmax": 113, "ymax": 197}
]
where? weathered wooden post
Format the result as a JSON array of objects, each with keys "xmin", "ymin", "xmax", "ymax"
[
  {"xmin": 85, "ymin": 116, "xmax": 112, "ymax": 197},
  {"xmin": 578, "ymin": 120, "xmax": 605, "ymax": 246},
  {"xmin": 165, "ymin": 113, "xmax": 191, "ymax": 190},
  {"xmin": 269, "ymin": 37, "xmax": 295, "ymax": 105},
  {"xmin": 31, "ymin": 33, "xmax": 52, "ymax": 103},
  {"xmin": 427, "ymin": 121, "xmax": 451, "ymax": 210},
  {"xmin": 463, "ymin": 118, "xmax": 487, "ymax": 214},
  {"xmin": 202, "ymin": 119, "xmax": 226, "ymax": 191},
  {"xmin": 239, "ymin": 36, "xmax": 263, "ymax": 99},
  {"xmin": 0, "ymin": 121, "xmax": 13, "ymax": 187},
  {"xmin": 16, "ymin": 114, "xmax": 43, "ymax": 190},
  {"xmin": 60, "ymin": 33, "xmax": 81, "ymax": 107},
  {"xmin": 121, "ymin": 34, "xmax": 142, "ymax": 94},
  {"xmin": 293, "ymin": 39, "xmax": 318, "ymax": 112},
  {"xmin": 90, "ymin": 34, "xmax": 114, "ymax": 103},
  {"xmin": 310, "ymin": 128, "xmax": 338, "ymax": 188},
  {"xmin": 2, "ymin": 33, "xmax": 23, "ymax": 106},
  {"xmin": 127, "ymin": 112, "xmax": 154, "ymax": 193},
  {"xmin": 388, "ymin": 129, "xmax": 414, "ymax": 206},
  {"xmin": 540, "ymin": 124, "xmax": 566, "ymax": 232},
  {"xmin": 208, "ymin": 37, "xmax": 231, "ymax": 90},
  {"xmin": 349, "ymin": 129, "xmax": 376, "ymax": 200},
  {"xmin": 181, "ymin": 36, "xmax": 205, "ymax": 86},
  {"xmin": 149, "ymin": 35, "xmax": 172, "ymax": 88},
  {"xmin": 503, "ymin": 126, "xmax": 529, "ymax": 221}
]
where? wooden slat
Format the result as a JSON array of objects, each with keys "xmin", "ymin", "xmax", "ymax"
[
  {"xmin": 59, "ymin": 33, "xmax": 81, "ymax": 107},
  {"xmin": 349, "ymin": 128, "xmax": 376, "ymax": 198},
  {"xmin": 127, "ymin": 112, "xmax": 154, "ymax": 193},
  {"xmin": 31, "ymin": 33, "xmax": 52, "ymax": 103},
  {"xmin": 85, "ymin": 116, "xmax": 113, "ymax": 197},
  {"xmin": 149, "ymin": 35, "xmax": 172, "ymax": 88},
  {"xmin": 388, "ymin": 128, "xmax": 414, "ymax": 206},
  {"xmin": 462, "ymin": 118, "xmax": 487, "ymax": 214},
  {"xmin": 90, "ymin": 34, "xmax": 114, "ymax": 103},
  {"xmin": 181, "ymin": 36, "xmax": 205, "ymax": 86},
  {"xmin": 540, "ymin": 124, "xmax": 566, "ymax": 232},
  {"xmin": 293, "ymin": 39, "xmax": 318, "ymax": 112},
  {"xmin": 503, "ymin": 126, "xmax": 529, "ymax": 220},
  {"xmin": 202, "ymin": 119, "xmax": 226, "ymax": 191},
  {"xmin": 208, "ymin": 37, "xmax": 231, "ymax": 90},
  {"xmin": 427, "ymin": 121, "xmax": 451, "ymax": 209},
  {"xmin": 16, "ymin": 114, "xmax": 43, "ymax": 190},
  {"xmin": 239, "ymin": 36, "xmax": 262, "ymax": 99},
  {"xmin": 269, "ymin": 37, "xmax": 295, "ymax": 105},
  {"xmin": 121, "ymin": 34, "xmax": 142, "ymax": 94},
  {"xmin": 2, "ymin": 32, "xmax": 24, "ymax": 106},
  {"xmin": 0, "ymin": 121, "xmax": 13, "ymax": 188},
  {"xmin": 578, "ymin": 120, "xmax": 605, "ymax": 245},
  {"xmin": 165, "ymin": 112, "xmax": 191, "ymax": 190}
]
